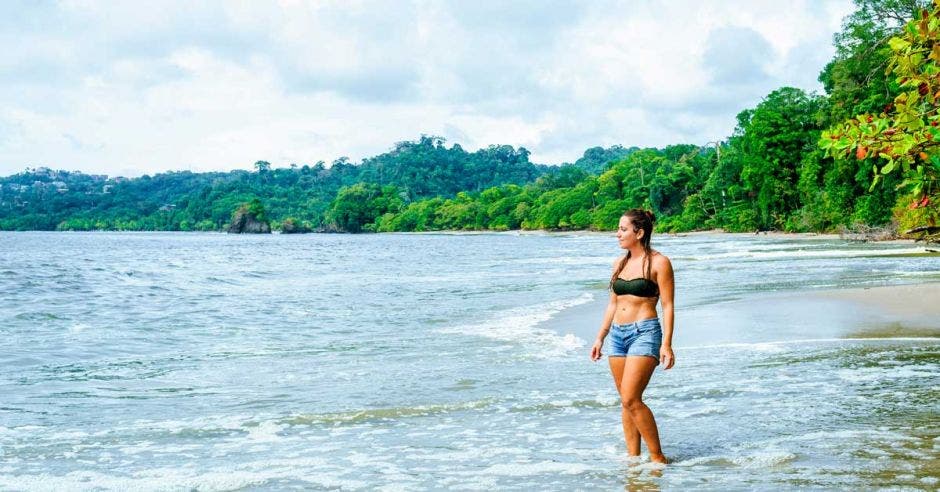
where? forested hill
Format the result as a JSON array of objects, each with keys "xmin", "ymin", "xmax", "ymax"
[
  {"xmin": 571, "ymin": 146, "xmax": 640, "ymax": 175},
  {"xmin": 0, "ymin": 136, "xmax": 624, "ymax": 231},
  {"xmin": 3, "ymin": 0, "xmax": 937, "ymax": 237}
]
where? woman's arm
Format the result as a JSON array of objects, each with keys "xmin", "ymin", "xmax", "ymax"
[
  {"xmin": 658, "ymin": 255, "xmax": 676, "ymax": 369},
  {"xmin": 591, "ymin": 260, "xmax": 621, "ymax": 361},
  {"xmin": 595, "ymin": 290, "xmax": 618, "ymax": 342},
  {"xmin": 590, "ymin": 291, "xmax": 618, "ymax": 361}
]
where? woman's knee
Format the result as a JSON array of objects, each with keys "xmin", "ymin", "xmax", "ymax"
[{"xmin": 620, "ymin": 396, "xmax": 645, "ymax": 413}]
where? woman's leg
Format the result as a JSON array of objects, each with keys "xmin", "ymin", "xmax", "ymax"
[
  {"xmin": 608, "ymin": 356, "xmax": 641, "ymax": 456},
  {"xmin": 619, "ymin": 356, "xmax": 666, "ymax": 463}
]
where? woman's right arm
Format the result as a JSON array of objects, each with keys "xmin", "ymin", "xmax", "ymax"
[
  {"xmin": 596, "ymin": 290, "xmax": 617, "ymax": 339},
  {"xmin": 591, "ymin": 260, "xmax": 620, "ymax": 361},
  {"xmin": 590, "ymin": 291, "xmax": 617, "ymax": 361}
]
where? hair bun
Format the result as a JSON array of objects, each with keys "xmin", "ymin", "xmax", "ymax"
[{"xmin": 646, "ymin": 210, "xmax": 656, "ymax": 224}]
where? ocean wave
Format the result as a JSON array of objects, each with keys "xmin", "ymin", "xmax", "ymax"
[
  {"xmin": 674, "ymin": 247, "xmax": 930, "ymax": 261},
  {"xmin": 506, "ymin": 256, "xmax": 612, "ymax": 266},
  {"xmin": 678, "ymin": 337, "xmax": 940, "ymax": 351},
  {"xmin": 0, "ymin": 461, "xmax": 358, "ymax": 492},
  {"xmin": 282, "ymin": 398, "xmax": 496, "ymax": 426},
  {"xmin": 434, "ymin": 293, "xmax": 594, "ymax": 358}
]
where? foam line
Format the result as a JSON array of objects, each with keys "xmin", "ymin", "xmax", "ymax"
[
  {"xmin": 674, "ymin": 247, "xmax": 930, "ymax": 261},
  {"xmin": 678, "ymin": 337, "xmax": 940, "ymax": 350}
]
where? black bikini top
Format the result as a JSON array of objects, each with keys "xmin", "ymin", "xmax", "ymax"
[{"xmin": 611, "ymin": 277, "xmax": 659, "ymax": 298}]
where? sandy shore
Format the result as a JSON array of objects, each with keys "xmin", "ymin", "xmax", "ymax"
[
  {"xmin": 552, "ymin": 282, "xmax": 940, "ymax": 350},
  {"xmin": 817, "ymin": 282, "xmax": 940, "ymax": 338},
  {"xmin": 819, "ymin": 282, "xmax": 940, "ymax": 317}
]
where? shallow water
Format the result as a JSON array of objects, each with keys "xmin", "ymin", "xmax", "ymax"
[{"xmin": 0, "ymin": 231, "xmax": 938, "ymax": 490}]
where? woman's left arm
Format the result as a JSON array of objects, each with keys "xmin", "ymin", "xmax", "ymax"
[{"xmin": 658, "ymin": 256, "xmax": 676, "ymax": 369}]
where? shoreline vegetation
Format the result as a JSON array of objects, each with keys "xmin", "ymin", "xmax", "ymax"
[
  {"xmin": 6, "ymin": 227, "xmax": 940, "ymax": 246},
  {"xmin": 1, "ymin": 1, "xmax": 937, "ymax": 242},
  {"xmin": 0, "ymin": 227, "xmax": 898, "ymax": 239}
]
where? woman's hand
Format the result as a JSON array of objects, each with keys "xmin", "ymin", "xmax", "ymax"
[
  {"xmin": 660, "ymin": 345, "xmax": 675, "ymax": 369},
  {"xmin": 590, "ymin": 339, "xmax": 603, "ymax": 361}
]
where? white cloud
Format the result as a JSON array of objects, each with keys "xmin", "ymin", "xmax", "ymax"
[{"xmin": 0, "ymin": 0, "xmax": 855, "ymax": 177}]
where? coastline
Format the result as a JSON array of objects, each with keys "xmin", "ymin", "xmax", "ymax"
[{"xmin": 0, "ymin": 229, "xmax": 926, "ymax": 245}]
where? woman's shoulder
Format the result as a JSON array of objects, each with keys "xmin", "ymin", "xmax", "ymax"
[{"xmin": 650, "ymin": 250, "xmax": 672, "ymax": 266}]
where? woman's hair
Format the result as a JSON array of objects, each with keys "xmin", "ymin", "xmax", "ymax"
[{"xmin": 609, "ymin": 209, "xmax": 656, "ymax": 289}]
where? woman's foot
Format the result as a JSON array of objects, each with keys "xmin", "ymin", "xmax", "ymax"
[{"xmin": 649, "ymin": 452, "xmax": 669, "ymax": 464}]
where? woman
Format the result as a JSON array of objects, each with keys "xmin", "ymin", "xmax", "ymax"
[{"xmin": 590, "ymin": 209, "xmax": 675, "ymax": 464}]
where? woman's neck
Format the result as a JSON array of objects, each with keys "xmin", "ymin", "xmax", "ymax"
[{"xmin": 627, "ymin": 245, "xmax": 646, "ymax": 258}]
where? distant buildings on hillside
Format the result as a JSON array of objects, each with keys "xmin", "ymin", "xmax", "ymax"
[{"xmin": 0, "ymin": 168, "xmax": 128, "ymax": 208}]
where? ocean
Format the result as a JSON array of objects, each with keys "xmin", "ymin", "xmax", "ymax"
[{"xmin": 1, "ymin": 231, "xmax": 938, "ymax": 490}]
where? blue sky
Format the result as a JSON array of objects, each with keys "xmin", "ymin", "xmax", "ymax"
[{"xmin": 0, "ymin": 0, "xmax": 854, "ymax": 177}]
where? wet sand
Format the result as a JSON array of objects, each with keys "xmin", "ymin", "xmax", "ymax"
[
  {"xmin": 817, "ymin": 282, "xmax": 940, "ymax": 317},
  {"xmin": 554, "ymin": 282, "xmax": 940, "ymax": 351}
]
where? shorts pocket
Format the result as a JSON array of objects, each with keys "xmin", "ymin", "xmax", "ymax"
[{"xmin": 636, "ymin": 324, "xmax": 661, "ymax": 335}]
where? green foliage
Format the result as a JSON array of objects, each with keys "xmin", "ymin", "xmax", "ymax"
[
  {"xmin": 356, "ymin": 136, "xmax": 546, "ymax": 199},
  {"xmin": 737, "ymin": 88, "xmax": 825, "ymax": 230},
  {"xmin": 278, "ymin": 217, "xmax": 313, "ymax": 233},
  {"xmin": 326, "ymin": 183, "xmax": 404, "ymax": 233},
  {"xmin": 821, "ymin": 0, "xmax": 940, "ymax": 238},
  {"xmin": 819, "ymin": 0, "xmax": 928, "ymax": 122},
  {"xmin": 571, "ymin": 145, "xmax": 640, "ymax": 174},
  {"xmin": 245, "ymin": 198, "xmax": 267, "ymax": 221}
]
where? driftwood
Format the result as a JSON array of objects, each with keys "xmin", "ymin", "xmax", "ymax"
[
  {"xmin": 904, "ymin": 226, "xmax": 940, "ymax": 235},
  {"xmin": 903, "ymin": 225, "xmax": 940, "ymax": 244},
  {"xmin": 838, "ymin": 223, "xmax": 897, "ymax": 242}
]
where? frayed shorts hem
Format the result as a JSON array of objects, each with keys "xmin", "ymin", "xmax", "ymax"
[{"xmin": 607, "ymin": 354, "xmax": 659, "ymax": 365}]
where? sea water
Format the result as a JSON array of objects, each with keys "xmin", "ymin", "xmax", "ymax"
[{"xmin": 0, "ymin": 231, "xmax": 937, "ymax": 490}]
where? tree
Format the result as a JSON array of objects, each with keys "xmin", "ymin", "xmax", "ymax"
[
  {"xmin": 254, "ymin": 161, "xmax": 271, "ymax": 173},
  {"xmin": 734, "ymin": 88, "xmax": 824, "ymax": 229},
  {"xmin": 821, "ymin": 1, "xmax": 940, "ymax": 239}
]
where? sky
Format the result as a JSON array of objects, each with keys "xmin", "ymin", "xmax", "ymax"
[{"xmin": 0, "ymin": 0, "xmax": 856, "ymax": 178}]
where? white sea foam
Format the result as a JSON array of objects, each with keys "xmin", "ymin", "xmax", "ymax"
[
  {"xmin": 628, "ymin": 460, "xmax": 668, "ymax": 472},
  {"xmin": 435, "ymin": 293, "xmax": 594, "ymax": 358},
  {"xmin": 676, "ymin": 246, "xmax": 930, "ymax": 261},
  {"xmin": 246, "ymin": 421, "xmax": 284, "ymax": 442},
  {"xmin": 128, "ymin": 417, "xmax": 243, "ymax": 436},
  {"xmin": 0, "ymin": 455, "xmax": 377, "ymax": 491},
  {"xmin": 0, "ymin": 425, "xmax": 44, "ymax": 439},
  {"xmin": 836, "ymin": 365, "xmax": 938, "ymax": 383},
  {"xmin": 674, "ymin": 454, "xmax": 729, "ymax": 467},
  {"xmin": 509, "ymin": 256, "xmax": 611, "ymax": 266},
  {"xmin": 679, "ymin": 337, "xmax": 940, "ymax": 351},
  {"xmin": 670, "ymin": 405, "xmax": 727, "ymax": 419},
  {"xmin": 768, "ymin": 428, "xmax": 917, "ymax": 445},
  {"xmin": 67, "ymin": 323, "xmax": 88, "ymax": 334},
  {"xmin": 730, "ymin": 450, "xmax": 797, "ymax": 468},
  {"xmin": 0, "ymin": 469, "xmax": 270, "ymax": 492},
  {"xmin": 478, "ymin": 460, "xmax": 592, "ymax": 476}
]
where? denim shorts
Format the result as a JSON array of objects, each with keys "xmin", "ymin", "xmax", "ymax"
[{"xmin": 607, "ymin": 317, "xmax": 662, "ymax": 363}]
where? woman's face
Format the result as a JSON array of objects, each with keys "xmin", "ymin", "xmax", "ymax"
[{"xmin": 616, "ymin": 216, "xmax": 641, "ymax": 248}]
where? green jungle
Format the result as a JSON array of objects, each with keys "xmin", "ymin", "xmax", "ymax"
[{"xmin": 2, "ymin": 0, "xmax": 938, "ymax": 240}]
